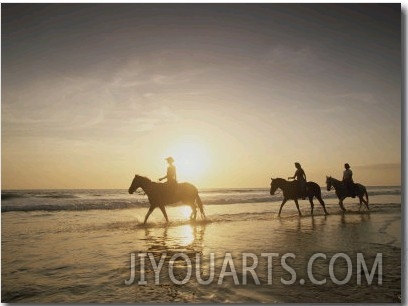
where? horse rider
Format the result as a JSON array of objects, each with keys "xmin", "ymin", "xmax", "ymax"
[
  {"xmin": 159, "ymin": 157, "xmax": 177, "ymax": 200},
  {"xmin": 342, "ymin": 163, "xmax": 355, "ymax": 197},
  {"xmin": 159, "ymin": 156, "xmax": 177, "ymax": 184},
  {"xmin": 288, "ymin": 162, "xmax": 307, "ymax": 199}
]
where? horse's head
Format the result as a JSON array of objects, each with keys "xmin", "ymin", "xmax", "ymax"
[
  {"xmin": 326, "ymin": 176, "xmax": 332, "ymax": 191},
  {"xmin": 270, "ymin": 178, "xmax": 279, "ymax": 195},
  {"xmin": 128, "ymin": 174, "xmax": 145, "ymax": 194}
]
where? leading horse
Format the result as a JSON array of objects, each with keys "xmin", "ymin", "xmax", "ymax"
[
  {"xmin": 326, "ymin": 176, "xmax": 369, "ymax": 212},
  {"xmin": 270, "ymin": 178, "xmax": 329, "ymax": 216},
  {"xmin": 128, "ymin": 175, "xmax": 205, "ymax": 224}
]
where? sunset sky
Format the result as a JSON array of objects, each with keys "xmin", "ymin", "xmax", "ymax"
[{"xmin": 2, "ymin": 3, "xmax": 401, "ymax": 189}]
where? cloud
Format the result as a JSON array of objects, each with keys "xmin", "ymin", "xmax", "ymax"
[
  {"xmin": 284, "ymin": 89, "xmax": 380, "ymax": 114},
  {"xmin": 266, "ymin": 46, "xmax": 315, "ymax": 66},
  {"xmin": 262, "ymin": 45, "xmax": 330, "ymax": 76},
  {"xmin": 330, "ymin": 92, "xmax": 378, "ymax": 105},
  {"xmin": 354, "ymin": 163, "xmax": 401, "ymax": 170},
  {"xmin": 2, "ymin": 76, "xmax": 112, "ymax": 130},
  {"xmin": 2, "ymin": 68, "xmax": 182, "ymax": 140},
  {"xmin": 127, "ymin": 106, "xmax": 179, "ymax": 132},
  {"xmin": 108, "ymin": 54, "xmax": 210, "ymax": 90}
]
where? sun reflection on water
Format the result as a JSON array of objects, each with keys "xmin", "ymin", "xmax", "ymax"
[
  {"xmin": 172, "ymin": 224, "xmax": 194, "ymax": 246},
  {"xmin": 178, "ymin": 205, "xmax": 192, "ymax": 220}
]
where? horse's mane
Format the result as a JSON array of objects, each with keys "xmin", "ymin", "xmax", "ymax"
[
  {"xmin": 272, "ymin": 178, "xmax": 291, "ymax": 184},
  {"xmin": 328, "ymin": 176, "xmax": 341, "ymax": 183},
  {"xmin": 135, "ymin": 175, "xmax": 152, "ymax": 183}
]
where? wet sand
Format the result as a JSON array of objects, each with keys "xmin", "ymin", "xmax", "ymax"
[{"xmin": 1, "ymin": 201, "xmax": 402, "ymax": 303}]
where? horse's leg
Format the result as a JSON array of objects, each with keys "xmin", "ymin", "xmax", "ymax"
[
  {"xmin": 354, "ymin": 188, "xmax": 362, "ymax": 211},
  {"xmin": 364, "ymin": 189, "xmax": 370, "ymax": 210},
  {"xmin": 278, "ymin": 198, "xmax": 288, "ymax": 216},
  {"xmin": 364, "ymin": 197, "xmax": 369, "ymax": 210},
  {"xmin": 360, "ymin": 195, "xmax": 369, "ymax": 211},
  {"xmin": 316, "ymin": 195, "xmax": 329, "ymax": 215},
  {"xmin": 308, "ymin": 196, "xmax": 314, "ymax": 216},
  {"xmin": 294, "ymin": 199, "xmax": 302, "ymax": 216},
  {"xmin": 339, "ymin": 198, "xmax": 347, "ymax": 213},
  {"xmin": 159, "ymin": 206, "xmax": 169, "ymax": 223},
  {"xmin": 144, "ymin": 206, "xmax": 155, "ymax": 224},
  {"xmin": 189, "ymin": 204, "xmax": 197, "ymax": 221}
]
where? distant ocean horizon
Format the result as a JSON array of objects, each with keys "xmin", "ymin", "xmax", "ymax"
[{"xmin": 1, "ymin": 185, "xmax": 401, "ymax": 213}]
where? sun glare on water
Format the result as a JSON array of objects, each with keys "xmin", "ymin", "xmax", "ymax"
[
  {"xmin": 179, "ymin": 205, "xmax": 192, "ymax": 219},
  {"xmin": 173, "ymin": 224, "xmax": 194, "ymax": 246}
]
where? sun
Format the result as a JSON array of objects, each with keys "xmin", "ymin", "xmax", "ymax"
[{"xmin": 164, "ymin": 139, "xmax": 211, "ymax": 183}]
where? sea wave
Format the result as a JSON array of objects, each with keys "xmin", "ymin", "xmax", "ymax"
[
  {"xmin": 1, "ymin": 186, "xmax": 401, "ymax": 213},
  {"xmin": 1, "ymin": 201, "xmax": 149, "ymax": 212},
  {"xmin": 2, "ymin": 192, "xmax": 78, "ymax": 200},
  {"xmin": 1, "ymin": 193, "xmax": 27, "ymax": 200}
]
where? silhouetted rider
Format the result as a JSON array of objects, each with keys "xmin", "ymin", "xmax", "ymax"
[
  {"xmin": 159, "ymin": 157, "xmax": 177, "ymax": 201},
  {"xmin": 159, "ymin": 157, "xmax": 177, "ymax": 184},
  {"xmin": 288, "ymin": 162, "xmax": 307, "ymax": 199},
  {"xmin": 342, "ymin": 163, "xmax": 355, "ymax": 197}
]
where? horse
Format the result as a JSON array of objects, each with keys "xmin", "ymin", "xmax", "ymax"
[
  {"xmin": 326, "ymin": 176, "xmax": 369, "ymax": 212},
  {"xmin": 128, "ymin": 175, "xmax": 205, "ymax": 224},
  {"xmin": 270, "ymin": 178, "xmax": 329, "ymax": 216}
]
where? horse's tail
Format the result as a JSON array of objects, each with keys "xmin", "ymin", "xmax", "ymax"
[
  {"xmin": 365, "ymin": 188, "xmax": 369, "ymax": 206},
  {"xmin": 196, "ymin": 194, "xmax": 206, "ymax": 219}
]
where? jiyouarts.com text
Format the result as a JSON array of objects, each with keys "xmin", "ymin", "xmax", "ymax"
[{"xmin": 124, "ymin": 252, "xmax": 382, "ymax": 286}]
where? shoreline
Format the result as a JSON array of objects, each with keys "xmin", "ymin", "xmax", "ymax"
[{"xmin": 1, "ymin": 198, "xmax": 401, "ymax": 303}]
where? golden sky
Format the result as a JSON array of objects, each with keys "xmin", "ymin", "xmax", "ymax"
[{"xmin": 1, "ymin": 4, "xmax": 401, "ymax": 189}]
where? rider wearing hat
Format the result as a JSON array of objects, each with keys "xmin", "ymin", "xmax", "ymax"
[
  {"xmin": 159, "ymin": 157, "xmax": 177, "ymax": 202},
  {"xmin": 159, "ymin": 157, "xmax": 177, "ymax": 184},
  {"xmin": 342, "ymin": 163, "xmax": 355, "ymax": 197}
]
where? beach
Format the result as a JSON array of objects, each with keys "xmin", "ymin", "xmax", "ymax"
[
  {"xmin": 2, "ymin": 3, "xmax": 402, "ymax": 304},
  {"xmin": 1, "ymin": 187, "xmax": 402, "ymax": 303}
]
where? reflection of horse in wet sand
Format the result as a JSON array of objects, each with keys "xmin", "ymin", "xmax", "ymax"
[
  {"xmin": 128, "ymin": 175, "xmax": 206, "ymax": 224},
  {"xmin": 326, "ymin": 176, "xmax": 369, "ymax": 212},
  {"xmin": 270, "ymin": 178, "xmax": 329, "ymax": 216}
]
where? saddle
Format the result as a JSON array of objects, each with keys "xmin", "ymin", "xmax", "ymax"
[
  {"xmin": 292, "ymin": 181, "xmax": 307, "ymax": 199},
  {"xmin": 344, "ymin": 182, "xmax": 356, "ymax": 198},
  {"xmin": 162, "ymin": 182, "xmax": 178, "ymax": 202},
  {"xmin": 297, "ymin": 188, "xmax": 307, "ymax": 199}
]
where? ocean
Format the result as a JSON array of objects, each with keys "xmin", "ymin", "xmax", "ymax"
[
  {"xmin": 1, "ymin": 185, "xmax": 402, "ymax": 303},
  {"xmin": 1, "ymin": 185, "xmax": 401, "ymax": 213}
]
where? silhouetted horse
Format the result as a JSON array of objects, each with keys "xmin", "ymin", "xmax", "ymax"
[
  {"xmin": 128, "ymin": 175, "xmax": 205, "ymax": 224},
  {"xmin": 326, "ymin": 176, "xmax": 369, "ymax": 212},
  {"xmin": 270, "ymin": 178, "xmax": 328, "ymax": 216}
]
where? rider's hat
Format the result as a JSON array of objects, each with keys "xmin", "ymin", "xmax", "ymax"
[
  {"xmin": 345, "ymin": 163, "xmax": 350, "ymax": 169},
  {"xmin": 294, "ymin": 162, "xmax": 301, "ymax": 167},
  {"xmin": 165, "ymin": 157, "xmax": 175, "ymax": 163}
]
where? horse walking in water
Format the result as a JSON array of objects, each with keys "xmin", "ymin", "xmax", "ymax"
[
  {"xmin": 326, "ymin": 176, "xmax": 369, "ymax": 212},
  {"xmin": 128, "ymin": 175, "xmax": 206, "ymax": 224},
  {"xmin": 270, "ymin": 178, "xmax": 329, "ymax": 216}
]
